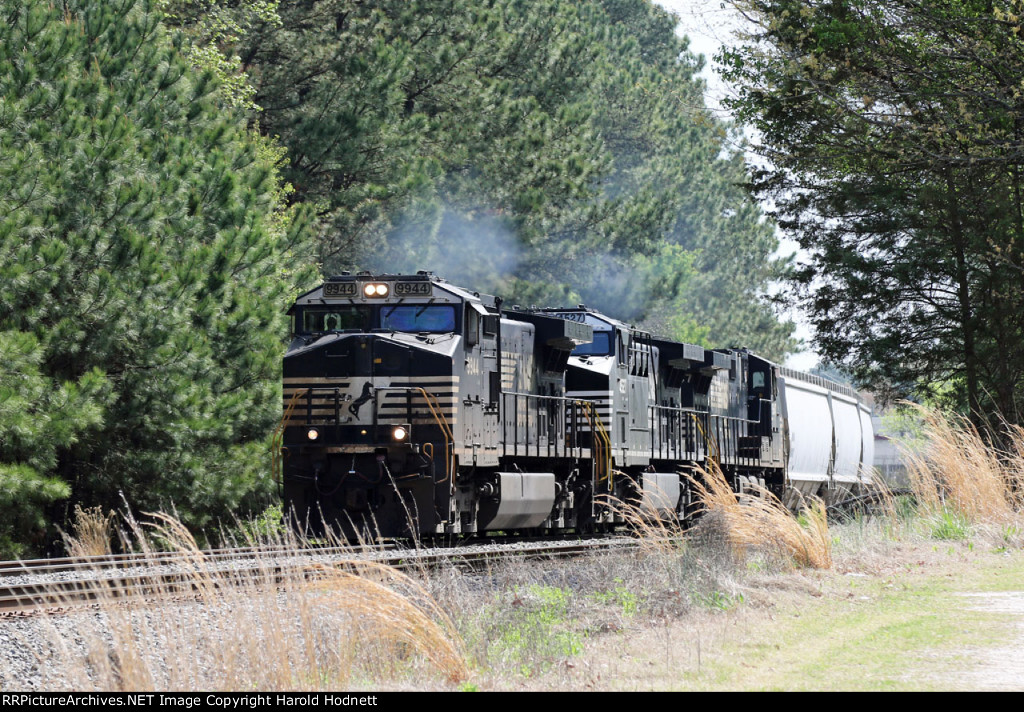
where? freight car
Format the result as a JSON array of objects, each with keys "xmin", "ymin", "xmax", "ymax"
[{"xmin": 275, "ymin": 272, "xmax": 873, "ymax": 539}]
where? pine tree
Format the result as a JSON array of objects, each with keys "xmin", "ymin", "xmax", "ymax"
[
  {"xmin": 0, "ymin": 333, "xmax": 106, "ymax": 557},
  {"xmin": 0, "ymin": 0, "xmax": 314, "ymax": 553}
]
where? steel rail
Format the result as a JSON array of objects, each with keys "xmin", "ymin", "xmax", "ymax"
[{"xmin": 0, "ymin": 543, "xmax": 396, "ymax": 578}]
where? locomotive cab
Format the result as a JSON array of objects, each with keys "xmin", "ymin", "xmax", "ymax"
[
  {"xmin": 281, "ymin": 272, "xmax": 500, "ymax": 538},
  {"xmin": 534, "ymin": 308, "xmax": 657, "ymax": 463}
]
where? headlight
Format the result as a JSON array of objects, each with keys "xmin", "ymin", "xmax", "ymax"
[
  {"xmin": 307, "ymin": 428, "xmax": 320, "ymax": 441},
  {"xmin": 362, "ymin": 282, "xmax": 390, "ymax": 297},
  {"xmin": 392, "ymin": 425, "xmax": 409, "ymax": 441}
]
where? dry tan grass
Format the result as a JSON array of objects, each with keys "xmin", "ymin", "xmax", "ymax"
[
  {"xmin": 599, "ymin": 472, "xmax": 686, "ymax": 556},
  {"xmin": 40, "ymin": 512, "xmax": 468, "ymax": 690},
  {"xmin": 903, "ymin": 404, "xmax": 1024, "ymax": 526},
  {"xmin": 60, "ymin": 505, "xmax": 114, "ymax": 558},
  {"xmin": 689, "ymin": 464, "xmax": 832, "ymax": 569}
]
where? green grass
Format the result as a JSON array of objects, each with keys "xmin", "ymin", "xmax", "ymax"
[
  {"xmin": 473, "ymin": 584, "xmax": 586, "ymax": 678},
  {"xmin": 588, "ymin": 581, "xmax": 640, "ymax": 618},
  {"xmin": 693, "ymin": 590, "xmax": 744, "ymax": 612},
  {"xmin": 930, "ymin": 508, "xmax": 972, "ymax": 541},
  {"xmin": 674, "ymin": 546, "xmax": 1024, "ymax": 690}
]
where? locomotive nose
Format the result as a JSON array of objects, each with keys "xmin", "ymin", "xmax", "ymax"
[{"xmin": 285, "ymin": 332, "xmax": 421, "ymax": 379}]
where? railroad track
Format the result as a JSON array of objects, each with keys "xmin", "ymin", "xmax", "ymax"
[
  {"xmin": 0, "ymin": 538, "xmax": 637, "ymax": 615},
  {"xmin": 0, "ymin": 542, "xmax": 402, "ymax": 579}
]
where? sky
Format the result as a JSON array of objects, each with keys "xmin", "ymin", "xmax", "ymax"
[
  {"xmin": 655, "ymin": 0, "xmax": 819, "ymax": 371},
  {"xmin": 655, "ymin": 0, "xmax": 739, "ymax": 107}
]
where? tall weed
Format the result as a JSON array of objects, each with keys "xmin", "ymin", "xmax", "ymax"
[
  {"xmin": 61, "ymin": 505, "xmax": 114, "ymax": 558},
  {"xmin": 902, "ymin": 404, "xmax": 1024, "ymax": 528},
  {"xmin": 689, "ymin": 463, "xmax": 832, "ymax": 569}
]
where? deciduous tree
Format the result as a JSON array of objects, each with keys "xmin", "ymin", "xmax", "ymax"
[{"xmin": 721, "ymin": 0, "xmax": 1024, "ymax": 421}]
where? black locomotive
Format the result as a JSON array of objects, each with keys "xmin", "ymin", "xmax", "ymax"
[{"xmin": 276, "ymin": 272, "xmax": 873, "ymax": 539}]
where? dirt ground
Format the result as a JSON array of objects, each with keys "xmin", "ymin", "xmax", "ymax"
[{"xmin": 947, "ymin": 591, "xmax": 1024, "ymax": 690}]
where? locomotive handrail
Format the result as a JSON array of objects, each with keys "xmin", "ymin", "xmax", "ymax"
[
  {"xmin": 500, "ymin": 390, "xmax": 588, "ymax": 460},
  {"xmin": 499, "ymin": 390, "xmax": 600, "ymax": 403},
  {"xmin": 707, "ymin": 411, "xmax": 765, "ymax": 467},
  {"xmin": 272, "ymin": 387, "xmax": 309, "ymax": 489},
  {"xmin": 416, "ymin": 388, "xmax": 455, "ymax": 488},
  {"xmin": 702, "ymin": 410, "xmax": 770, "ymax": 427},
  {"xmin": 690, "ymin": 412, "xmax": 719, "ymax": 468},
  {"xmin": 648, "ymin": 404, "xmax": 704, "ymax": 460},
  {"xmin": 634, "ymin": 406, "xmax": 769, "ymax": 469},
  {"xmin": 579, "ymin": 400, "xmax": 612, "ymax": 492}
]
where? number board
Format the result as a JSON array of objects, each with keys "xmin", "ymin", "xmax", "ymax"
[
  {"xmin": 550, "ymin": 311, "xmax": 611, "ymax": 330},
  {"xmin": 323, "ymin": 282, "xmax": 357, "ymax": 298},
  {"xmin": 550, "ymin": 311, "xmax": 588, "ymax": 323},
  {"xmin": 395, "ymin": 281, "xmax": 432, "ymax": 296}
]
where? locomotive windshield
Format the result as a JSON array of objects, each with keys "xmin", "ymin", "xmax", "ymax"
[
  {"xmin": 380, "ymin": 305, "xmax": 456, "ymax": 333},
  {"xmin": 297, "ymin": 304, "xmax": 457, "ymax": 335},
  {"xmin": 302, "ymin": 306, "xmax": 372, "ymax": 332},
  {"xmin": 571, "ymin": 330, "xmax": 612, "ymax": 356}
]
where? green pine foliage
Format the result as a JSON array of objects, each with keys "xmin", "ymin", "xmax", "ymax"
[
  {"xmin": 0, "ymin": 0, "xmax": 314, "ymax": 554},
  {"xmin": 0, "ymin": 332, "xmax": 106, "ymax": 558}
]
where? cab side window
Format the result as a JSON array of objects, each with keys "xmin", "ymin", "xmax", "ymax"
[{"xmin": 465, "ymin": 306, "xmax": 480, "ymax": 347}]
